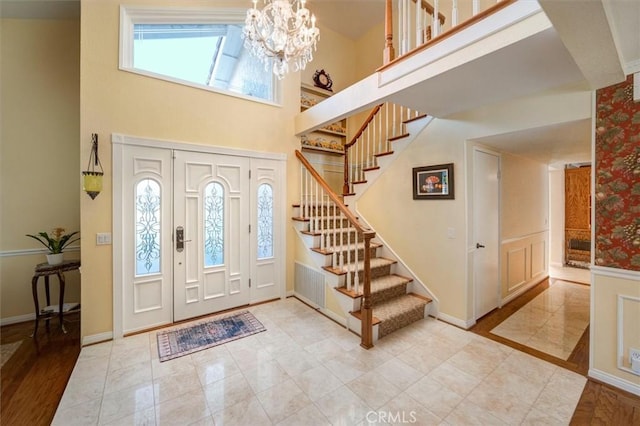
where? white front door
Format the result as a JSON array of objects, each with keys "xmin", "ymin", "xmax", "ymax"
[
  {"xmin": 473, "ymin": 148, "xmax": 501, "ymax": 319},
  {"xmin": 173, "ymin": 150, "xmax": 250, "ymax": 321},
  {"xmin": 116, "ymin": 138, "xmax": 285, "ymax": 335}
]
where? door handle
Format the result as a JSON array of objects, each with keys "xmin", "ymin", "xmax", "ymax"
[
  {"xmin": 476, "ymin": 243, "xmax": 485, "ymax": 249},
  {"xmin": 176, "ymin": 226, "xmax": 191, "ymax": 252}
]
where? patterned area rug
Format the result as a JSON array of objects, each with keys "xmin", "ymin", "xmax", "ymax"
[
  {"xmin": 1, "ymin": 341, "xmax": 22, "ymax": 368},
  {"xmin": 157, "ymin": 310, "xmax": 265, "ymax": 362}
]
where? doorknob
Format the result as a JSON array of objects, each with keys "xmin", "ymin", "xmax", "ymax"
[
  {"xmin": 476, "ymin": 243, "xmax": 485, "ymax": 249},
  {"xmin": 176, "ymin": 226, "xmax": 191, "ymax": 252}
]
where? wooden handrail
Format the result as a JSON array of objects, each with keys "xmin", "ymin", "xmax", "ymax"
[
  {"xmin": 345, "ymin": 105, "xmax": 383, "ymax": 149},
  {"xmin": 296, "ymin": 151, "xmax": 372, "ymax": 236},
  {"xmin": 343, "ymin": 104, "xmax": 383, "ymax": 195},
  {"xmin": 296, "ymin": 150, "xmax": 375, "ymax": 349}
]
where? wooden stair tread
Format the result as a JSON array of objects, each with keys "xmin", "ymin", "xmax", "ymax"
[
  {"xmin": 323, "ymin": 257, "xmax": 396, "ymax": 275},
  {"xmin": 350, "ymin": 310, "xmax": 381, "ymax": 326},
  {"xmin": 335, "ymin": 274, "xmax": 412, "ymax": 299},
  {"xmin": 389, "ymin": 133, "xmax": 409, "ymax": 142}
]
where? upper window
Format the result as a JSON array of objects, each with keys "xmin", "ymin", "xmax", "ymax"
[{"xmin": 120, "ymin": 6, "xmax": 278, "ymax": 104}]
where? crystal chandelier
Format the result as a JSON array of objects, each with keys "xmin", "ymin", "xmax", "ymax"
[{"xmin": 243, "ymin": 0, "xmax": 320, "ymax": 79}]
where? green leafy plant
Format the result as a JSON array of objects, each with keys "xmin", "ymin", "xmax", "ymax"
[{"xmin": 26, "ymin": 228, "xmax": 79, "ymax": 254}]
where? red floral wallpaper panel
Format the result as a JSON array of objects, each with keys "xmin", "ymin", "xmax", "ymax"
[{"xmin": 595, "ymin": 74, "xmax": 640, "ymax": 270}]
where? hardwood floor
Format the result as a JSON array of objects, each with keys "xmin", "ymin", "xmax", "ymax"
[
  {"xmin": 1, "ymin": 312, "xmax": 80, "ymax": 426},
  {"xmin": 1, "ymin": 283, "xmax": 639, "ymax": 425},
  {"xmin": 471, "ymin": 277, "xmax": 640, "ymax": 425}
]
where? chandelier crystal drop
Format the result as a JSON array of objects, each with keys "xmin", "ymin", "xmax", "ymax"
[{"xmin": 243, "ymin": 0, "xmax": 320, "ymax": 79}]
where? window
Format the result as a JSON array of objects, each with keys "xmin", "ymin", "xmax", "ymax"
[
  {"xmin": 257, "ymin": 183, "xmax": 274, "ymax": 259},
  {"xmin": 120, "ymin": 6, "xmax": 278, "ymax": 104},
  {"xmin": 203, "ymin": 182, "xmax": 224, "ymax": 267},
  {"xmin": 135, "ymin": 179, "xmax": 161, "ymax": 275}
]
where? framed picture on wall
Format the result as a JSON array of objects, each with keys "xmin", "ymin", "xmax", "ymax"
[{"xmin": 413, "ymin": 163, "xmax": 454, "ymax": 200}]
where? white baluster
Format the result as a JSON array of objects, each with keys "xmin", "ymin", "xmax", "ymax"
[
  {"xmin": 452, "ymin": 0, "xmax": 458, "ymax": 27},
  {"xmin": 473, "ymin": 0, "xmax": 479, "ymax": 15},
  {"xmin": 346, "ymin": 222, "xmax": 352, "ymax": 291},
  {"xmin": 354, "ymin": 229, "xmax": 360, "ymax": 294},
  {"xmin": 331, "ymin": 203, "xmax": 340, "ymax": 269},
  {"xmin": 415, "ymin": 0, "xmax": 422, "ymax": 47},
  {"xmin": 433, "ymin": 0, "xmax": 440, "ymax": 37},
  {"xmin": 300, "ymin": 165, "xmax": 304, "ymax": 218},
  {"xmin": 338, "ymin": 213, "xmax": 344, "ymax": 271}
]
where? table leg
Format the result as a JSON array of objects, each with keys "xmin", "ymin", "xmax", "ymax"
[
  {"xmin": 57, "ymin": 272, "xmax": 67, "ymax": 333},
  {"xmin": 44, "ymin": 275, "xmax": 51, "ymax": 331},
  {"xmin": 31, "ymin": 276, "xmax": 40, "ymax": 337}
]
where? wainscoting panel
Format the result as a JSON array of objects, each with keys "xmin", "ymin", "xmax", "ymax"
[
  {"xmin": 531, "ymin": 240, "xmax": 546, "ymax": 278},
  {"xmin": 507, "ymin": 247, "xmax": 527, "ymax": 293},
  {"xmin": 501, "ymin": 231, "xmax": 549, "ymax": 301}
]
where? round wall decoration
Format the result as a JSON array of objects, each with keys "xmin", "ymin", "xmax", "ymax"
[{"xmin": 313, "ymin": 69, "xmax": 333, "ymax": 91}]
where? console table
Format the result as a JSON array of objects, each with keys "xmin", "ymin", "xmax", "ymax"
[{"xmin": 31, "ymin": 260, "xmax": 80, "ymax": 337}]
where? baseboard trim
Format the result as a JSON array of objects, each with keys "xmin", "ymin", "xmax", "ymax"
[
  {"xmin": 589, "ymin": 368, "xmax": 640, "ymax": 396},
  {"xmin": 0, "ymin": 313, "xmax": 36, "ymax": 327},
  {"xmin": 438, "ymin": 312, "xmax": 475, "ymax": 329},
  {"xmin": 591, "ymin": 266, "xmax": 640, "ymax": 281},
  {"xmin": 319, "ymin": 307, "xmax": 347, "ymax": 328},
  {"xmin": 82, "ymin": 331, "xmax": 113, "ymax": 347}
]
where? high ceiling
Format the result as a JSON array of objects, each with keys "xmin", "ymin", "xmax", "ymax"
[{"xmin": 4, "ymin": 0, "xmax": 639, "ymax": 167}]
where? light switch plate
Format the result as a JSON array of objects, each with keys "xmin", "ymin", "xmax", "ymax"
[{"xmin": 96, "ymin": 233, "xmax": 112, "ymax": 245}]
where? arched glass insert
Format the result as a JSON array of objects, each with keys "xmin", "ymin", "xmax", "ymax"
[
  {"xmin": 135, "ymin": 179, "xmax": 161, "ymax": 275},
  {"xmin": 204, "ymin": 182, "xmax": 224, "ymax": 267},
  {"xmin": 257, "ymin": 183, "xmax": 273, "ymax": 259}
]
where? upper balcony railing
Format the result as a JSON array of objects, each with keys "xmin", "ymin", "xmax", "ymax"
[{"xmin": 384, "ymin": 0, "xmax": 515, "ymax": 67}]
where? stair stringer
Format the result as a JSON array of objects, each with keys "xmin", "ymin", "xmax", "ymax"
[
  {"xmin": 345, "ymin": 115, "xmax": 434, "ymax": 204},
  {"xmin": 353, "ymin": 210, "xmax": 440, "ymax": 320}
]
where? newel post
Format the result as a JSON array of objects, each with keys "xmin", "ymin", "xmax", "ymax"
[
  {"xmin": 383, "ymin": 0, "xmax": 395, "ymax": 64},
  {"xmin": 360, "ymin": 231, "xmax": 375, "ymax": 349}
]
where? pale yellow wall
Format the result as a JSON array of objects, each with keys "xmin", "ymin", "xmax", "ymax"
[
  {"xmin": 300, "ymin": 23, "xmax": 356, "ymax": 93},
  {"xmin": 1, "ymin": 19, "xmax": 81, "ymax": 321},
  {"xmin": 358, "ymin": 86, "xmax": 591, "ymax": 324},
  {"xmin": 548, "ymin": 168, "xmax": 565, "ymax": 266},
  {"xmin": 501, "ymin": 152, "xmax": 549, "ymax": 239},
  {"xmin": 592, "ymin": 273, "xmax": 640, "ymax": 387},
  {"xmin": 79, "ymin": 0, "xmax": 360, "ymax": 340}
]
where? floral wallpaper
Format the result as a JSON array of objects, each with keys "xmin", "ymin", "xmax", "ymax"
[{"xmin": 595, "ymin": 74, "xmax": 640, "ymax": 270}]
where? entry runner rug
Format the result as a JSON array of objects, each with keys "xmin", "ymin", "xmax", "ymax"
[{"xmin": 157, "ymin": 310, "xmax": 265, "ymax": 362}]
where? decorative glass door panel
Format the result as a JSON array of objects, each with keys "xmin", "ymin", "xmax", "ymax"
[{"xmin": 173, "ymin": 151, "xmax": 250, "ymax": 322}]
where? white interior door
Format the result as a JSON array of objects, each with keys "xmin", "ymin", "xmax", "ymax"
[
  {"xmin": 173, "ymin": 150, "xmax": 250, "ymax": 322},
  {"xmin": 121, "ymin": 145, "xmax": 174, "ymax": 334},
  {"xmin": 473, "ymin": 148, "xmax": 501, "ymax": 319}
]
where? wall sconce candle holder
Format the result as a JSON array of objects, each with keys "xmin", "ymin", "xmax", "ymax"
[{"xmin": 82, "ymin": 133, "xmax": 104, "ymax": 199}]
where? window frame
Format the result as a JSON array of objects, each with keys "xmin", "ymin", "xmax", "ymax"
[{"xmin": 119, "ymin": 5, "xmax": 281, "ymax": 106}]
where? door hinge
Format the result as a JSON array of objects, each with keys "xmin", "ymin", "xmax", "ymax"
[
  {"xmin": 249, "ymin": 224, "xmax": 251, "ymax": 233},
  {"xmin": 249, "ymin": 278, "xmax": 252, "ymax": 288},
  {"xmin": 249, "ymin": 170, "xmax": 252, "ymax": 179}
]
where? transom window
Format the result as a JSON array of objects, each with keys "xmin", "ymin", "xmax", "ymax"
[{"xmin": 120, "ymin": 6, "xmax": 278, "ymax": 104}]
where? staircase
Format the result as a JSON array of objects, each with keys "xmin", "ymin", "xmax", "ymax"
[{"xmin": 293, "ymin": 103, "xmax": 436, "ymax": 346}]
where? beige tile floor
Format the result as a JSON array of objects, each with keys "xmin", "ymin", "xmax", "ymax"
[
  {"xmin": 53, "ymin": 298, "xmax": 586, "ymax": 425},
  {"xmin": 549, "ymin": 264, "xmax": 591, "ymax": 285},
  {"xmin": 491, "ymin": 280, "xmax": 590, "ymax": 360}
]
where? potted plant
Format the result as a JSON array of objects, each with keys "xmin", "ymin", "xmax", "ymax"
[{"xmin": 26, "ymin": 228, "xmax": 80, "ymax": 265}]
